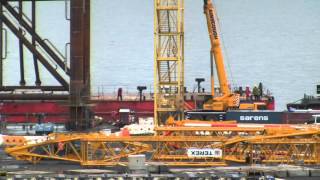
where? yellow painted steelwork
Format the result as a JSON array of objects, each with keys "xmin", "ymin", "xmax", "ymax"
[
  {"xmin": 4, "ymin": 0, "xmax": 320, "ymax": 168},
  {"xmin": 203, "ymin": 0, "xmax": 241, "ymax": 111},
  {"xmin": 154, "ymin": 0, "xmax": 185, "ymax": 126},
  {"xmin": 5, "ymin": 126, "xmax": 320, "ymax": 166},
  {"xmin": 222, "ymin": 130, "xmax": 320, "ymax": 164}
]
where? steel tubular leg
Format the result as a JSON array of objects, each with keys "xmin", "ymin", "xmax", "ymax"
[
  {"xmin": 0, "ymin": 2, "xmax": 2, "ymax": 87},
  {"xmin": 18, "ymin": 0, "xmax": 25, "ymax": 86},
  {"xmin": 32, "ymin": 0, "xmax": 41, "ymax": 86}
]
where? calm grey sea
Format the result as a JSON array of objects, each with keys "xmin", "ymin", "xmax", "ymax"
[{"xmin": 3, "ymin": 0, "xmax": 320, "ymax": 110}]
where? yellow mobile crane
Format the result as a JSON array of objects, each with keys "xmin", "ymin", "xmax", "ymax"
[
  {"xmin": 203, "ymin": 0, "xmax": 240, "ymax": 111},
  {"xmin": 202, "ymin": 0, "xmax": 261, "ymax": 111}
]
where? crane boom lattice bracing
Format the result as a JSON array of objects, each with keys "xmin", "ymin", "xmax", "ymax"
[
  {"xmin": 5, "ymin": 126, "xmax": 320, "ymax": 166},
  {"xmin": 154, "ymin": 0, "xmax": 184, "ymax": 126},
  {"xmin": 3, "ymin": 0, "xmax": 320, "ymax": 169}
]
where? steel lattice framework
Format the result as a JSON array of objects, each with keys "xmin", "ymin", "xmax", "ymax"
[
  {"xmin": 154, "ymin": 0, "xmax": 185, "ymax": 126},
  {"xmin": 5, "ymin": 126, "xmax": 320, "ymax": 166},
  {"xmin": 0, "ymin": 0, "xmax": 92, "ymax": 131}
]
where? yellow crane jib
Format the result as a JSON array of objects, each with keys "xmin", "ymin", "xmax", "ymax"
[
  {"xmin": 202, "ymin": 0, "xmax": 241, "ymax": 111},
  {"xmin": 203, "ymin": 0, "xmax": 240, "ymax": 111},
  {"xmin": 4, "ymin": 127, "xmax": 320, "ymax": 166}
]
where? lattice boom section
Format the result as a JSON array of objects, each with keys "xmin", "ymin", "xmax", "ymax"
[
  {"xmin": 5, "ymin": 129, "xmax": 320, "ymax": 166},
  {"xmin": 223, "ymin": 132, "xmax": 320, "ymax": 164},
  {"xmin": 154, "ymin": 0, "xmax": 184, "ymax": 125}
]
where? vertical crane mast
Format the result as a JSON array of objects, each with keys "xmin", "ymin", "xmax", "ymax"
[
  {"xmin": 203, "ymin": 0, "xmax": 239, "ymax": 111},
  {"xmin": 154, "ymin": 0, "xmax": 185, "ymax": 126}
]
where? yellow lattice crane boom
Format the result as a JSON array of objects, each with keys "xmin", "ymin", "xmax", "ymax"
[
  {"xmin": 4, "ymin": 126, "xmax": 320, "ymax": 166},
  {"xmin": 154, "ymin": 0, "xmax": 185, "ymax": 126},
  {"xmin": 4, "ymin": 0, "xmax": 320, "ymax": 168}
]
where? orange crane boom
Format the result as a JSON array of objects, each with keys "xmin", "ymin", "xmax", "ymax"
[
  {"xmin": 204, "ymin": 0, "xmax": 230, "ymax": 97},
  {"xmin": 203, "ymin": 0, "xmax": 240, "ymax": 111}
]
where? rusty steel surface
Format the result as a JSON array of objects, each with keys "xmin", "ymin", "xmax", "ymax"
[{"xmin": 69, "ymin": 0, "xmax": 91, "ymax": 131}]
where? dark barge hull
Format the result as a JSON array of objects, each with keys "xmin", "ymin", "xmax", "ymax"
[
  {"xmin": 1, "ymin": 98, "xmax": 316, "ymax": 125},
  {"xmin": 186, "ymin": 110, "xmax": 318, "ymax": 124},
  {"xmin": 0, "ymin": 97, "xmax": 274, "ymax": 124}
]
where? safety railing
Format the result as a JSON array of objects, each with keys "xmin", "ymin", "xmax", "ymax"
[{"xmin": 91, "ymin": 84, "xmax": 154, "ymax": 101}]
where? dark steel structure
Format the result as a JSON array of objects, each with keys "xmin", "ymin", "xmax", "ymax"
[
  {"xmin": 69, "ymin": 0, "xmax": 91, "ymax": 130},
  {"xmin": 0, "ymin": 0, "xmax": 91, "ymax": 130}
]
